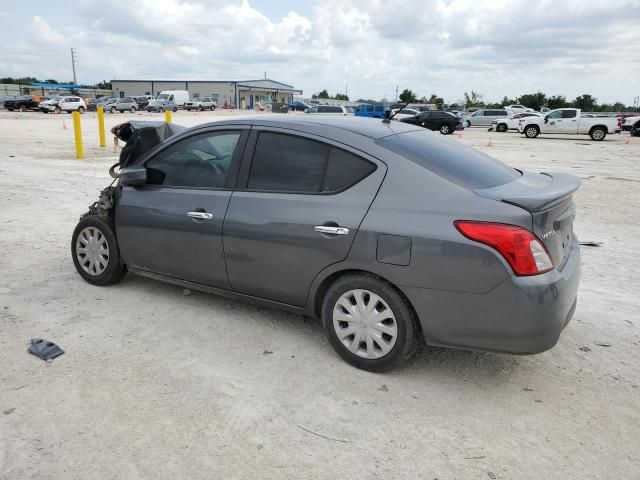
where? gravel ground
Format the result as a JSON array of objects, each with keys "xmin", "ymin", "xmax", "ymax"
[{"xmin": 0, "ymin": 110, "xmax": 639, "ymax": 479}]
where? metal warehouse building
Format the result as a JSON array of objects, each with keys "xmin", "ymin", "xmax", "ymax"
[{"xmin": 110, "ymin": 78, "xmax": 302, "ymax": 109}]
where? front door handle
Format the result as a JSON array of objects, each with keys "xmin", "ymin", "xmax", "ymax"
[
  {"xmin": 314, "ymin": 225, "xmax": 349, "ymax": 235},
  {"xmin": 187, "ymin": 211, "xmax": 213, "ymax": 220}
]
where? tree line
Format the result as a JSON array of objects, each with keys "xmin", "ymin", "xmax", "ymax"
[
  {"xmin": 0, "ymin": 76, "xmax": 112, "ymax": 90},
  {"xmin": 397, "ymin": 88, "xmax": 637, "ymax": 112}
]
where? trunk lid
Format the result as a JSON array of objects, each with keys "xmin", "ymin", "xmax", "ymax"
[{"xmin": 474, "ymin": 171, "xmax": 581, "ymax": 266}]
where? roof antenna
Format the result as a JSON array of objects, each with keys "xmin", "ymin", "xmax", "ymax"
[{"xmin": 382, "ymin": 101, "xmax": 410, "ymax": 123}]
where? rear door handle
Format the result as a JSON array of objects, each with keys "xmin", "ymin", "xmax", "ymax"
[
  {"xmin": 314, "ymin": 226, "xmax": 349, "ymax": 235},
  {"xmin": 187, "ymin": 211, "xmax": 214, "ymax": 220}
]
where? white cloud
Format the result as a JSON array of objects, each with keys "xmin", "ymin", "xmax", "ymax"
[{"xmin": 33, "ymin": 15, "xmax": 64, "ymax": 43}]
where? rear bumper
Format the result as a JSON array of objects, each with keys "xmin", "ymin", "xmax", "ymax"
[{"xmin": 401, "ymin": 239, "xmax": 581, "ymax": 354}]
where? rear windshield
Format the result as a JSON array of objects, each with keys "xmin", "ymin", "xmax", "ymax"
[{"xmin": 375, "ymin": 131, "xmax": 520, "ymax": 189}]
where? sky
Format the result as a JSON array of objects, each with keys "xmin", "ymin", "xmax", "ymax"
[{"xmin": 0, "ymin": 0, "xmax": 639, "ymax": 104}]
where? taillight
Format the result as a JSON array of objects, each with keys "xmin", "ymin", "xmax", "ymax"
[{"xmin": 454, "ymin": 221, "xmax": 554, "ymax": 276}]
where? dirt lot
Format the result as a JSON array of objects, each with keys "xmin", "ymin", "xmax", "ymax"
[{"xmin": 0, "ymin": 109, "xmax": 638, "ymax": 479}]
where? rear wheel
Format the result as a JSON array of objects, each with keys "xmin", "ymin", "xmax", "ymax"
[
  {"xmin": 439, "ymin": 123, "xmax": 451, "ymax": 135},
  {"xmin": 78, "ymin": 106, "xmax": 85, "ymax": 113},
  {"xmin": 211, "ymin": 105, "xmax": 216, "ymax": 111},
  {"xmin": 524, "ymin": 125, "xmax": 539, "ymax": 138},
  {"xmin": 198, "ymin": 105, "xmax": 203, "ymax": 112},
  {"xmin": 589, "ymin": 127, "xmax": 606, "ymax": 141},
  {"xmin": 110, "ymin": 107, "xmax": 116, "ymax": 114},
  {"xmin": 71, "ymin": 215, "xmax": 126, "ymax": 286},
  {"xmin": 173, "ymin": 107, "xmax": 178, "ymax": 112},
  {"xmin": 55, "ymin": 106, "xmax": 61, "ymax": 114},
  {"xmin": 322, "ymin": 274, "xmax": 420, "ymax": 372},
  {"xmin": 130, "ymin": 107, "xmax": 136, "ymax": 113}
]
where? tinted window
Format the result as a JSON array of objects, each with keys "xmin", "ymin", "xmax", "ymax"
[
  {"xmin": 146, "ymin": 131, "xmax": 241, "ymax": 188},
  {"xmin": 324, "ymin": 149, "xmax": 376, "ymax": 192},
  {"xmin": 376, "ymin": 131, "xmax": 520, "ymax": 189},
  {"xmin": 562, "ymin": 110, "xmax": 577, "ymax": 118},
  {"xmin": 328, "ymin": 106, "xmax": 343, "ymax": 113},
  {"xmin": 248, "ymin": 133, "xmax": 328, "ymax": 192},
  {"xmin": 367, "ymin": 105, "xmax": 373, "ymax": 112},
  {"xmin": 547, "ymin": 111, "xmax": 562, "ymax": 119},
  {"xmin": 318, "ymin": 106, "xmax": 330, "ymax": 113},
  {"xmin": 375, "ymin": 105, "xmax": 384, "ymax": 112}
]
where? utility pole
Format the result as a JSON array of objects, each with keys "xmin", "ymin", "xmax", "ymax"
[{"xmin": 70, "ymin": 48, "xmax": 78, "ymax": 85}]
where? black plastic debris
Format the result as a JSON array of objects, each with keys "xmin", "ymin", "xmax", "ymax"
[
  {"xmin": 580, "ymin": 241, "xmax": 603, "ymax": 247},
  {"xmin": 28, "ymin": 338, "xmax": 64, "ymax": 361}
]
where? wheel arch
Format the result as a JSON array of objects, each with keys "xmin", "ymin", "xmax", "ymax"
[
  {"xmin": 309, "ymin": 268, "xmax": 420, "ymax": 334},
  {"xmin": 589, "ymin": 124, "xmax": 608, "ymax": 134}
]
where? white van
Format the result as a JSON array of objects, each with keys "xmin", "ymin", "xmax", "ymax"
[{"xmin": 156, "ymin": 90, "xmax": 189, "ymax": 108}]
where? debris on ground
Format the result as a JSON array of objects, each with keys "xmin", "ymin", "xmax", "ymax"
[
  {"xmin": 594, "ymin": 341, "xmax": 611, "ymax": 347},
  {"xmin": 27, "ymin": 338, "xmax": 64, "ymax": 361},
  {"xmin": 523, "ymin": 387, "xmax": 534, "ymax": 392},
  {"xmin": 297, "ymin": 424, "xmax": 349, "ymax": 443},
  {"xmin": 580, "ymin": 346, "xmax": 591, "ymax": 352},
  {"xmin": 262, "ymin": 350, "xmax": 273, "ymax": 355},
  {"xmin": 488, "ymin": 472, "xmax": 497, "ymax": 479},
  {"xmin": 3, "ymin": 408, "xmax": 15, "ymax": 415},
  {"xmin": 378, "ymin": 384, "xmax": 389, "ymax": 392},
  {"xmin": 580, "ymin": 241, "xmax": 603, "ymax": 247}
]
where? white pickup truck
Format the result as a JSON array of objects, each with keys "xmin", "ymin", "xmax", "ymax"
[{"xmin": 518, "ymin": 108, "xmax": 621, "ymax": 141}]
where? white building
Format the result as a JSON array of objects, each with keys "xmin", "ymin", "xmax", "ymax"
[{"xmin": 110, "ymin": 78, "xmax": 302, "ymax": 109}]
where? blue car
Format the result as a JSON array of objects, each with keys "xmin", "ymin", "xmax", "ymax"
[
  {"xmin": 288, "ymin": 100, "xmax": 311, "ymax": 111},
  {"xmin": 354, "ymin": 103, "xmax": 389, "ymax": 118}
]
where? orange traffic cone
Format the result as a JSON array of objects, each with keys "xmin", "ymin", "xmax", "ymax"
[
  {"xmin": 456, "ymin": 131, "xmax": 464, "ymax": 138},
  {"xmin": 485, "ymin": 137, "xmax": 493, "ymax": 147},
  {"xmin": 63, "ymin": 121, "xmax": 67, "ymax": 130},
  {"xmin": 624, "ymin": 136, "xmax": 631, "ymax": 144}
]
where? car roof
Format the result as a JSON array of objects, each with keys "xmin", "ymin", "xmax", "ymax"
[{"xmin": 194, "ymin": 114, "xmax": 422, "ymax": 140}]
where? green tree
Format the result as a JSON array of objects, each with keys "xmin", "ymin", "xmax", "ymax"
[
  {"xmin": 95, "ymin": 80, "xmax": 112, "ymax": 90},
  {"xmin": 517, "ymin": 92, "xmax": 547, "ymax": 111},
  {"xmin": 463, "ymin": 90, "xmax": 484, "ymax": 106},
  {"xmin": 317, "ymin": 89, "xmax": 330, "ymax": 99},
  {"xmin": 573, "ymin": 94, "xmax": 597, "ymax": 111},
  {"xmin": 500, "ymin": 96, "xmax": 516, "ymax": 107},
  {"xmin": 546, "ymin": 95, "xmax": 568, "ymax": 110},
  {"xmin": 399, "ymin": 89, "xmax": 417, "ymax": 103},
  {"xmin": 334, "ymin": 93, "xmax": 349, "ymax": 101}
]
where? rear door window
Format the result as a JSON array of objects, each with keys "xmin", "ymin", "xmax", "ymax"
[
  {"xmin": 562, "ymin": 110, "xmax": 577, "ymax": 118},
  {"xmin": 375, "ymin": 105, "xmax": 384, "ymax": 112},
  {"xmin": 247, "ymin": 133, "xmax": 376, "ymax": 193},
  {"xmin": 376, "ymin": 131, "xmax": 520, "ymax": 189},
  {"xmin": 248, "ymin": 133, "xmax": 328, "ymax": 192}
]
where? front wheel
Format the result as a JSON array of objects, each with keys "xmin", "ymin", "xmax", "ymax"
[
  {"xmin": 71, "ymin": 215, "xmax": 126, "ymax": 286},
  {"xmin": 211, "ymin": 105, "xmax": 216, "ymax": 111},
  {"xmin": 496, "ymin": 123, "xmax": 508, "ymax": 132},
  {"xmin": 110, "ymin": 107, "xmax": 116, "ymax": 114},
  {"xmin": 524, "ymin": 125, "xmax": 539, "ymax": 138},
  {"xmin": 439, "ymin": 124, "xmax": 451, "ymax": 135},
  {"xmin": 130, "ymin": 107, "xmax": 136, "ymax": 113},
  {"xmin": 78, "ymin": 106, "xmax": 85, "ymax": 113},
  {"xmin": 322, "ymin": 274, "xmax": 420, "ymax": 372},
  {"xmin": 198, "ymin": 105, "xmax": 203, "ymax": 112},
  {"xmin": 173, "ymin": 107, "xmax": 178, "ymax": 112},
  {"xmin": 590, "ymin": 127, "xmax": 606, "ymax": 141}
]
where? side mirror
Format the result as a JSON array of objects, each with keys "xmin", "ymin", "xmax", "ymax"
[
  {"xmin": 544, "ymin": 117, "xmax": 549, "ymax": 123},
  {"xmin": 120, "ymin": 166, "xmax": 147, "ymax": 186}
]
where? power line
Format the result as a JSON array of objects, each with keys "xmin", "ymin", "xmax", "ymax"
[{"xmin": 70, "ymin": 48, "xmax": 78, "ymax": 84}]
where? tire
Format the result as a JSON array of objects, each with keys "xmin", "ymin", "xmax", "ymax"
[
  {"xmin": 496, "ymin": 123, "xmax": 508, "ymax": 132},
  {"xmin": 185, "ymin": 108, "xmax": 191, "ymax": 112},
  {"xmin": 6, "ymin": 108, "xmax": 13, "ymax": 112},
  {"xmin": 211, "ymin": 105, "xmax": 216, "ymax": 111},
  {"xmin": 110, "ymin": 107, "xmax": 116, "ymax": 114},
  {"xmin": 71, "ymin": 215, "xmax": 126, "ymax": 286},
  {"xmin": 322, "ymin": 273, "xmax": 420, "ymax": 372},
  {"xmin": 78, "ymin": 106, "xmax": 85, "ymax": 113},
  {"xmin": 524, "ymin": 125, "xmax": 539, "ymax": 138},
  {"xmin": 130, "ymin": 107, "xmax": 136, "ymax": 113},
  {"xmin": 439, "ymin": 123, "xmax": 451, "ymax": 135},
  {"xmin": 54, "ymin": 106, "xmax": 61, "ymax": 114},
  {"xmin": 590, "ymin": 127, "xmax": 606, "ymax": 141},
  {"xmin": 20, "ymin": 105, "xmax": 26, "ymax": 112},
  {"xmin": 173, "ymin": 107, "xmax": 178, "ymax": 112},
  {"xmin": 198, "ymin": 105, "xmax": 203, "ymax": 112}
]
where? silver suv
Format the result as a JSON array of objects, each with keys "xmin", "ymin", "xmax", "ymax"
[
  {"xmin": 109, "ymin": 97, "xmax": 138, "ymax": 113},
  {"xmin": 184, "ymin": 97, "xmax": 217, "ymax": 111},
  {"xmin": 464, "ymin": 109, "xmax": 509, "ymax": 127}
]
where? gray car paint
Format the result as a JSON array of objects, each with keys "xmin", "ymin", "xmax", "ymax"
[{"xmin": 115, "ymin": 115, "xmax": 581, "ymax": 355}]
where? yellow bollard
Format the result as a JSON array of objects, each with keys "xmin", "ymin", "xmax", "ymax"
[
  {"xmin": 97, "ymin": 106, "xmax": 106, "ymax": 147},
  {"xmin": 72, "ymin": 111, "xmax": 83, "ymax": 160},
  {"xmin": 165, "ymin": 110, "xmax": 172, "ymax": 123}
]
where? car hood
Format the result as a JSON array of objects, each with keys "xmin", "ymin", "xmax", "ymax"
[{"xmin": 111, "ymin": 121, "xmax": 187, "ymax": 168}]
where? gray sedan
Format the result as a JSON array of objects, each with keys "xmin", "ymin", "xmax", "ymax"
[{"xmin": 71, "ymin": 116, "xmax": 581, "ymax": 371}]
